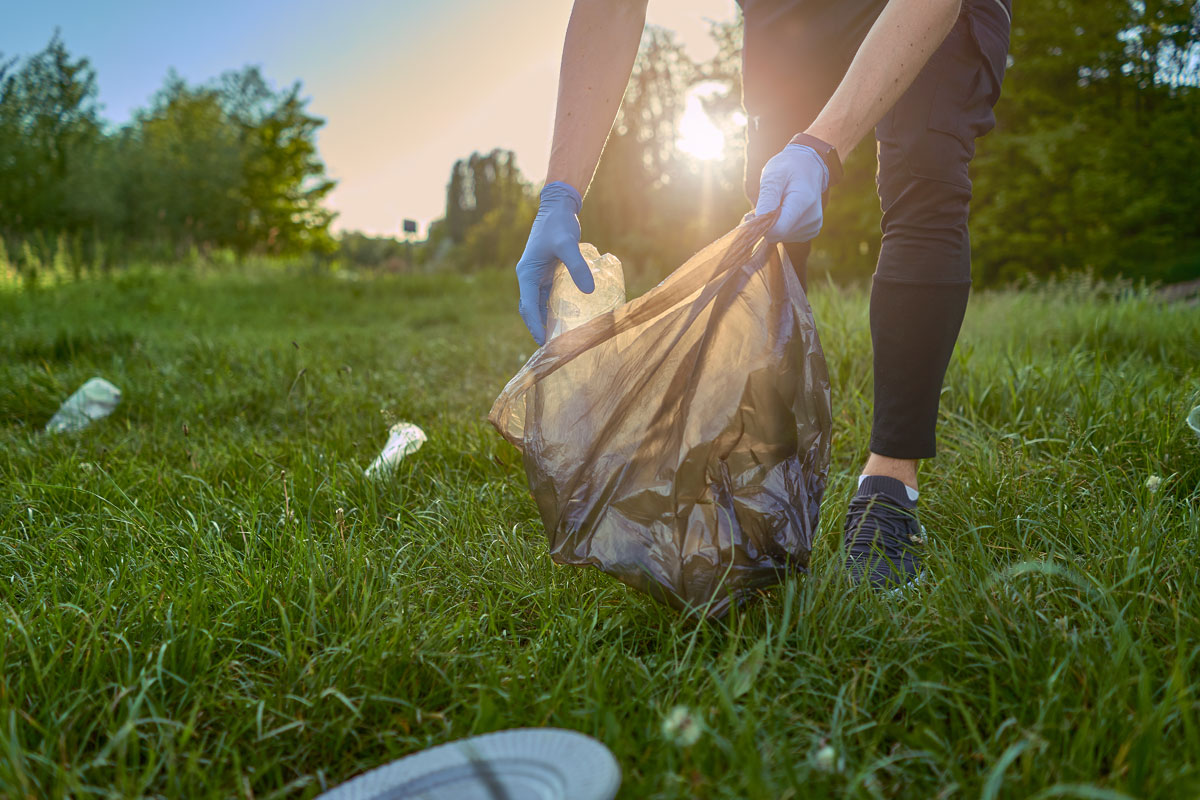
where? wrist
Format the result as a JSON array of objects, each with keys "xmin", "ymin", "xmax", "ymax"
[
  {"xmin": 789, "ymin": 132, "xmax": 843, "ymax": 188},
  {"xmin": 540, "ymin": 180, "xmax": 583, "ymax": 213}
]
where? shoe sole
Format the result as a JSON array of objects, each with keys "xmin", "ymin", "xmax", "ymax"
[{"xmin": 886, "ymin": 569, "xmax": 924, "ymax": 597}]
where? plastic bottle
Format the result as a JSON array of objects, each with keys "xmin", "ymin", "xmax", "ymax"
[
  {"xmin": 364, "ymin": 421, "xmax": 427, "ymax": 478},
  {"xmin": 45, "ymin": 377, "xmax": 122, "ymax": 433},
  {"xmin": 545, "ymin": 243, "xmax": 625, "ymax": 340}
]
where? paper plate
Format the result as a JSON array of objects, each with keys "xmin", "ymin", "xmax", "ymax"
[{"xmin": 316, "ymin": 728, "xmax": 621, "ymax": 800}]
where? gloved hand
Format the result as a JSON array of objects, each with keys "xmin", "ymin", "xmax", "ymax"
[
  {"xmin": 516, "ymin": 181, "xmax": 594, "ymax": 345},
  {"xmin": 754, "ymin": 143, "xmax": 830, "ymax": 244}
]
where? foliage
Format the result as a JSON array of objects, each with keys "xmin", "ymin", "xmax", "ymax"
[
  {"xmin": 538, "ymin": 4, "xmax": 1200, "ymax": 285},
  {"xmin": 1, "ymin": 268, "xmax": 1199, "ymax": 797},
  {"xmin": 0, "ymin": 34, "xmax": 105, "ymax": 238},
  {"xmin": 585, "ymin": 24, "xmax": 749, "ymax": 277},
  {"xmin": 336, "ymin": 231, "xmax": 414, "ymax": 271},
  {"xmin": 441, "ymin": 148, "xmax": 537, "ymax": 271},
  {"xmin": 0, "ymin": 35, "xmax": 336, "ymax": 269},
  {"xmin": 967, "ymin": 0, "xmax": 1200, "ymax": 283},
  {"xmin": 820, "ymin": 0, "xmax": 1200, "ymax": 283},
  {"xmin": 6, "ymin": 2, "xmax": 1200, "ymax": 283}
]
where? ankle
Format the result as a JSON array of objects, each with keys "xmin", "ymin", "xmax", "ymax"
[{"xmin": 860, "ymin": 452, "xmax": 919, "ymax": 492}]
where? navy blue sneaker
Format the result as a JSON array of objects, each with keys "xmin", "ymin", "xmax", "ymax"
[{"xmin": 842, "ymin": 476, "xmax": 926, "ymax": 590}]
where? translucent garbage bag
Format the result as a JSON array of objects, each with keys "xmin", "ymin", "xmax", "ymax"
[{"xmin": 490, "ymin": 212, "xmax": 832, "ymax": 617}]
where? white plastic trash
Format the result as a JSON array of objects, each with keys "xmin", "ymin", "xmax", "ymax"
[
  {"xmin": 365, "ymin": 421, "xmax": 427, "ymax": 478},
  {"xmin": 545, "ymin": 243, "xmax": 625, "ymax": 341},
  {"xmin": 315, "ymin": 728, "xmax": 620, "ymax": 800},
  {"xmin": 1188, "ymin": 404, "xmax": 1200, "ymax": 437},
  {"xmin": 45, "ymin": 377, "xmax": 122, "ymax": 433}
]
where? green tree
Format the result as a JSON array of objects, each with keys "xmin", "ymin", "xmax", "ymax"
[
  {"xmin": 441, "ymin": 149, "xmax": 536, "ymax": 270},
  {"xmin": 582, "ymin": 6, "xmax": 1200, "ymax": 286},
  {"xmin": 0, "ymin": 33, "xmax": 107, "ymax": 240},
  {"xmin": 120, "ymin": 67, "xmax": 336, "ymax": 257},
  {"xmin": 585, "ymin": 25, "xmax": 748, "ymax": 276},
  {"xmin": 2, "ymin": 37, "xmax": 336, "ymax": 265},
  {"xmin": 967, "ymin": 0, "xmax": 1200, "ymax": 283},
  {"xmin": 226, "ymin": 69, "xmax": 337, "ymax": 255},
  {"xmin": 118, "ymin": 74, "xmax": 244, "ymax": 252},
  {"xmin": 444, "ymin": 149, "xmax": 530, "ymax": 246}
]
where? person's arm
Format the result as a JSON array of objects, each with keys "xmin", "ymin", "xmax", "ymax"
[
  {"xmin": 545, "ymin": 0, "xmax": 649, "ymax": 195},
  {"xmin": 808, "ymin": 0, "xmax": 962, "ymax": 157},
  {"xmin": 513, "ymin": 0, "xmax": 648, "ymax": 344},
  {"xmin": 756, "ymin": 0, "xmax": 962, "ymax": 242}
]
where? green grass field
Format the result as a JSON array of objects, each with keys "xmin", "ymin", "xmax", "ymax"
[{"xmin": 2, "ymin": 265, "xmax": 1199, "ymax": 799}]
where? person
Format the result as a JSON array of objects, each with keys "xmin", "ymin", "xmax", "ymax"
[{"xmin": 513, "ymin": 0, "xmax": 1011, "ymax": 590}]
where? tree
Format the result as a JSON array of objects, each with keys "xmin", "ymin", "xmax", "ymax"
[
  {"xmin": 0, "ymin": 33, "xmax": 106, "ymax": 239},
  {"xmin": 444, "ymin": 149, "xmax": 530, "ymax": 246},
  {"xmin": 439, "ymin": 149, "xmax": 536, "ymax": 269},
  {"xmin": 584, "ymin": 25, "xmax": 749, "ymax": 276},
  {"xmin": 120, "ymin": 67, "xmax": 336, "ymax": 257},
  {"xmin": 965, "ymin": 0, "xmax": 1200, "ymax": 283},
  {"xmin": 227, "ymin": 69, "xmax": 337, "ymax": 255},
  {"xmin": 118, "ymin": 74, "xmax": 244, "ymax": 252},
  {"xmin": 2, "ymin": 38, "xmax": 337, "ymax": 265}
]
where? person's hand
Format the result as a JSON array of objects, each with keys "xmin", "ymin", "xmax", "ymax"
[
  {"xmin": 754, "ymin": 142, "xmax": 830, "ymax": 243},
  {"xmin": 515, "ymin": 181, "xmax": 594, "ymax": 345}
]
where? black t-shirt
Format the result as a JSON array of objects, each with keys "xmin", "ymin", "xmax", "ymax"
[{"xmin": 737, "ymin": 0, "xmax": 1011, "ymax": 29}]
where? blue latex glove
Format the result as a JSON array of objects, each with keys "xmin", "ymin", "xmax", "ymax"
[
  {"xmin": 754, "ymin": 143, "xmax": 830, "ymax": 244},
  {"xmin": 516, "ymin": 181, "xmax": 594, "ymax": 345}
]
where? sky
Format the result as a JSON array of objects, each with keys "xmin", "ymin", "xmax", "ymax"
[{"xmin": 2, "ymin": 0, "xmax": 739, "ymax": 237}]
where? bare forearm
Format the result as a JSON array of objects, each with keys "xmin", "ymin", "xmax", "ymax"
[
  {"xmin": 808, "ymin": 0, "xmax": 961, "ymax": 157},
  {"xmin": 546, "ymin": 0, "xmax": 648, "ymax": 196}
]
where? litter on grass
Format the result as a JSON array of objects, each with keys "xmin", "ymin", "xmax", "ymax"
[
  {"xmin": 365, "ymin": 422, "xmax": 427, "ymax": 478},
  {"xmin": 1188, "ymin": 404, "xmax": 1200, "ymax": 437},
  {"xmin": 45, "ymin": 377, "xmax": 122, "ymax": 433}
]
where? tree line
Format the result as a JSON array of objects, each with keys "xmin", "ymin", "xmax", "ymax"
[
  {"xmin": 4, "ymin": 0, "xmax": 1199, "ymax": 286},
  {"xmin": 431, "ymin": 0, "xmax": 1198, "ymax": 286},
  {"xmin": 0, "ymin": 34, "xmax": 334, "ymax": 274},
  {"xmin": 568, "ymin": 0, "xmax": 1200, "ymax": 285}
]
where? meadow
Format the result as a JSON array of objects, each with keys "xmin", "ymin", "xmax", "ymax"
[{"xmin": 1, "ymin": 264, "xmax": 1198, "ymax": 799}]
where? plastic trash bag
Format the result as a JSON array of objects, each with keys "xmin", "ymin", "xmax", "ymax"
[{"xmin": 490, "ymin": 212, "xmax": 832, "ymax": 618}]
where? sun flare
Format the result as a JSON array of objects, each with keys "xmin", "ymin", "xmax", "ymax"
[{"xmin": 676, "ymin": 93, "xmax": 726, "ymax": 161}]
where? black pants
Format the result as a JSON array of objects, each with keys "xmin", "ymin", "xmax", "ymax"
[{"xmin": 741, "ymin": 0, "xmax": 1011, "ymax": 459}]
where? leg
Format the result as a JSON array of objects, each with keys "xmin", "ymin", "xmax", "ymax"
[
  {"xmin": 842, "ymin": 2, "xmax": 1010, "ymax": 588},
  {"xmin": 868, "ymin": 3, "xmax": 1010, "ymax": 475}
]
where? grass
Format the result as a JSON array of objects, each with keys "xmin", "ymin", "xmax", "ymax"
[{"xmin": 1, "ymin": 264, "xmax": 1198, "ymax": 799}]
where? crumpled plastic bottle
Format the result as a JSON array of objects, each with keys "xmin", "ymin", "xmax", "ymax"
[
  {"xmin": 365, "ymin": 422, "xmax": 427, "ymax": 478},
  {"xmin": 545, "ymin": 243, "xmax": 625, "ymax": 341},
  {"xmin": 45, "ymin": 377, "xmax": 122, "ymax": 433}
]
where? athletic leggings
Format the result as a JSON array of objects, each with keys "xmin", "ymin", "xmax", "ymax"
[{"xmin": 741, "ymin": 0, "xmax": 1011, "ymax": 459}]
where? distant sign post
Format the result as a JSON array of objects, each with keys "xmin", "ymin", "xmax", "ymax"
[{"xmin": 402, "ymin": 219, "xmax": 418, "ymax": 269}]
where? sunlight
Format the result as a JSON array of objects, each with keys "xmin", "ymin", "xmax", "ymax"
[{"xmin": 676, "ymin": 92, "xmax": 727, "ymax": 161}]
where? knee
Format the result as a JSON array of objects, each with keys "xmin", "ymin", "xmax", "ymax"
[
  {"xmin": 875, "ymin": 143, "xmax": 974, "ymax": 283},
  {"xmin": 878, "ymin": 165, "xmax": 972, "ymax": 241}
]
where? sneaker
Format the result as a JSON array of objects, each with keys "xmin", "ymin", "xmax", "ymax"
[{"xmin": 842, "ymin": 476, "xmax": 926, "ymax": 590}]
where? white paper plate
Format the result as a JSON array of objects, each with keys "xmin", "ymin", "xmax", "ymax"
[{"xmin": 317, "ymin": 728, "xmax": 621, "ymax": 800}]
